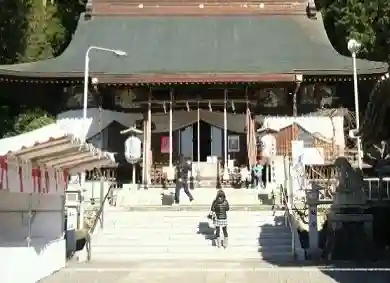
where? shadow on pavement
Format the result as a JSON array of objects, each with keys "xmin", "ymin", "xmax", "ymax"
[
  {"xmin": 197, "ymin": 221, "xmax": 216, "ymax": 246},
  {"xmin": 258, "ymin": 213, "xmax": 390, "ymax": 283}
]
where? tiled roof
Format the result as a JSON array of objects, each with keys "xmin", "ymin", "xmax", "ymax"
[
  {"xmin": 0, "ymin": 14, "xmax": 386, "ymax": 83},
  {"xmin": 0, "ymin": 122, "xmax": 116, "ymax": 174}
]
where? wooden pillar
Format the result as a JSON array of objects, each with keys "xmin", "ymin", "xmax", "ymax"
[
  {"xmin": 224, "ymin": 89, "xmax": 228, "ymax": 167},
  {"xmin": 169, "ymin": 89, "xmax": 173, "ymax": 168},
  {"xmin": 197, "ymin": 100, "xmax": 200, "ymax": 164},
  {"xmin": 142, "ymin": 112, "xmax": 147, "ymax": 187},
  {"xmin": 146, "ymin": 90, "xmax": 152, "ymax": 186}
]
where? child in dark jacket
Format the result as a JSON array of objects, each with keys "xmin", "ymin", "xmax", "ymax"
[{"xmin": 211, "ymin": 189, "xmax": 230, "ymax": 248}]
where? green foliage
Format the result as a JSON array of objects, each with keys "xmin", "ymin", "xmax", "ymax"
[
  {"xmin": 54, "ymin": 0, "xmax": 86, "ymax": 56},
  {"xmin": 0, "ymin": 0, "xmax": 85, "ymax": 63},
  {"xmin": 5, "ymin": 108, "xmax": 55, "ymax": 137},
  {"xmin": 20, "ymin": 0, "xmax": 65, "ymax": 62},
  {"xmin": 0, "ymin": 0, "xmax": 85, "ymax": 137},
  {"xmin": 0, "ymin": 0, "xmax": 28, "ymax": 64},
  {"xmin": 322, "ymin": 0, "xmax": 390, "ymax": 62}
]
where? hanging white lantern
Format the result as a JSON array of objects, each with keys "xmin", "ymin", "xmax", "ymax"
[{"xmin": 124, "ymin": 136, "xmax": 142, "ymax": 163}]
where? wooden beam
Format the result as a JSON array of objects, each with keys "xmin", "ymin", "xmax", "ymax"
[{"xmin": 125, "ymin": 99, "xmax": 258, "ymax": 105}]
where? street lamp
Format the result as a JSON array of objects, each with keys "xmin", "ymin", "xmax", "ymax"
[
  {"xmin": 83, "ymin": 46, "xmax": 127, "ymax": 139},
  {"xmin": 347, "ymin": 39, "xmax": 362, "ymax": 169},
  {"xmin": 78, "ymin": 46, "xmax": 126, "ymax": 230}
]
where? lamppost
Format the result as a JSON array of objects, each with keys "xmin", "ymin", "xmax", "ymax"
[
  {"xmin": 79, "ymin": 46, "xmax": 126, "ymax": 230},
  {"xmin": 83, "ymin": 46, "xmax": 127, "ymax": 139},
  {"xmin": 348, "ymin": 39, "xmax": 363, "ymax": 169}
]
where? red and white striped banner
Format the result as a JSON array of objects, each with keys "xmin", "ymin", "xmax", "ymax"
[
  {"xmin": 0, "ymin": 157, "xmax": 67, "ymax": 194},
  {"xmin": 0, "ymin": 156, "xmax": 8, "ymax": 191}
]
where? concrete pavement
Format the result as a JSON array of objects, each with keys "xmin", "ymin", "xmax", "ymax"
[{"xmin": 39, "ymin": 260, "xmax": 390, "ymax": 283}]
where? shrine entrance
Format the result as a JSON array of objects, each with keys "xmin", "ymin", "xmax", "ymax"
[{"xmin": 193, "ymin": 121, "xmax": 211, "ymax": 162}]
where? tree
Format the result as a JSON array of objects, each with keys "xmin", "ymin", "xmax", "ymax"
[
  {"xmin": 322, "ymin": 0, "xmax": 390, "ymax": 62},
  {"xmin": 0, "ymin": 0, "xmax": 85, "ymax": 63},
  {"xmin": 5, "ymin": 108, "xmax": 55, "ymax": 137},
  {"xmin": 0, "ymin": 0, "xmax": 85, "ymax": 137},
  {"xmin": 54, "ymin": 0, "xmax": 86, "ymax": 56},
  {"xmin": 0, "ymin": 0, "xmax": 27, "ymax": 64},
  {"xmin": 19, "ymin": 0, "xmax": 65, "ymax": 62}
]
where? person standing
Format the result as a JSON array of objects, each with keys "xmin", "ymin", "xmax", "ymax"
[
  {"xmin": 211, "ymin": 189, "xmax": 230, "ymax": 248},
  {"xmin": 252, "ymin": 159, "xmax": 264, "ymax": 190},
  {"xmin": 174, "ymin": 155, "xmax": 194, "ymax": 205}
]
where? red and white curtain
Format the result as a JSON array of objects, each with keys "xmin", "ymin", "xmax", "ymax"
[
  {"xmin": 0, "ymin": 156, "xmax": 67, "ymax": 194},
  {"xmin": 246, "ymin": 108, "xmax": 257, "ymax": 167}
]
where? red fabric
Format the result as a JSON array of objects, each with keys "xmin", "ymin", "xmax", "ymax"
[
  {"xmin": 45, "ymin": 170, "xmax": 49, "ymax": 193},
  {"xmin": 37, "ymin": 168, "xmax": 42, "ymax": 193},
  {"xmin": 0, "ymin": 157, "xmax": 7, "ymax": 190},
  {"xmin": 32, "ymin": 168, "xmax": 38, "ymax": 193},
  {"xmin": 160, "ymin": 136, "xmax": 170, "ymax": 153},
  {"xmin": 63, "ymin": 170, "xmax": 69, "ymax": 192},
  {"xmin": 19, "ymin": 166, "xmax": 24, "ymax": 193},
  {"xmin": 54, "ymin": 170, "xmax": 58, "ymax": 192}
]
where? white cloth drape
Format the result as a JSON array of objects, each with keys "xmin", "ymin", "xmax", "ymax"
[{"xmin": 152, "ymin": 110, "xmax": 247, "ymax": 133}]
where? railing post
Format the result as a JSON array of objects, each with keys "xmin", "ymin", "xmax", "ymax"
[
  {"xmin": 306, "ymin": 186, "xmax": 320, "ymax": 258},
  {"xmin": 27, "ymin": 193, "xmax": 33, "ymax": 247},
  {"xmin": 99, "ymin": 174, "xmax": 105, "ymax": 230},
  {"xmin": 283, "ymin": 155, "xmax": 296, "ymax": 257}
]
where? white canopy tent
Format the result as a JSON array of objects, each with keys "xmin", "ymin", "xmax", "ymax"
[
  {"xmin": 0, "ymin": 122, "xmax": 116, "ymax": 194},
  {"xmin": 0, "ymin": 122, "xmax": 116, "ymax": 283}
]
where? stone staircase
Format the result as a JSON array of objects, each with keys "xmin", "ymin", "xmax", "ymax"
[
  {"xmin": 115, "ymin": 187, "xmax": 275, "ymax": 207},
  {"xmin": 91, "ymin": 208, "xmax": 293, "ymax": 262}
]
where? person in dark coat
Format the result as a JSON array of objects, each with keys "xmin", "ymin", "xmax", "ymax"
[
  {"xmin": 174, "ymin": 155, "xmax": 194, "ymax": 204},
  {"xmin": 211, "ymin": 189, "xmax": 230, "ymax": 248}
]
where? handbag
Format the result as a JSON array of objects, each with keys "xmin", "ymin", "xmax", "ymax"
[{"xmin": 207, "ymin": 211, "xmax": 215, "ymax": 221}]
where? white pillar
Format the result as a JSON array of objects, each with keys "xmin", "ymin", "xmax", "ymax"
[
  {"xmin": 132, "ymin": 165, "xmax": 136, "ymax": 185},
  {"xmin": 352, "ymin": 52, "xmax": 362, "ymax": 169},
  {"xmin": 77, "ymin": 172, "xmax": 85, "ymax": 229},
  {"xmin": 224, "ymin": 89, "xmax": 228, "ymax": 168},
  {"xmin": 197, "ymin": 101, "xmax": 200, "ymax": 163},
  {"xmin": 169, "ymin": 90, "xmax": 173, "ymax": 168},
  {"xmin": 27, "ymin": 193, "xmax": 33, "ymax": 247},
  {"xmin": 82, "ymin": 53, "xmax": 90, "ymax": 140}
]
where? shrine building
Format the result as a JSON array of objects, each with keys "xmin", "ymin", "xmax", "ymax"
[{"xmin": 0, "ymin": 0, "xmax": 388, "ymax": 186}]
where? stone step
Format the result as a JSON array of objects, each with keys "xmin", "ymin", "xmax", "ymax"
[
  {"xmin": 115, "ymin": 205, "xmax": 275, "ymax": 211},
  {"xmin": 115, "ymin": 187, "xmax": 272, "ymax": 206},
  {"xmin": 103, "ymin": 222, "xmax": 285, "ymax": 229},
  {"xmin": 103, "ymin": 210, "xmax": 284, "ymax": 218},
  {"xmin": 89, "ymin": 253, "xmax": 293, "ymax": 263},
  {"xmin": 96, "ymin": 230, "xmax": 289, "ymax": 240},
  {"xmin": 94, "ymin": 231, "xmax": 290, "ymax": 240},
  {"xmin": 103, "ymin": 213, "xmax": 283, "ymax": 220},
  {"xmin": 104, "ymin": 210, "xmax": 282, "ymax": 217},
  {"xmin": 91, "ymin": 243, "xmax": 291, "ymax": 254},
  {"xmin": 94, "ymin": 236, "xmax": 291, "ymax": 244},
  {"xmin": 98, "ymin": 225, "xmax": 287, "ymax": 232},
  {"xmin": 93, "ymin": 237, "xmax": 292, "ymax": 247},
  {"xmin": 102, "ymin": 220, "xmax": 282, "ymax": 226},
  {"xmin": 91, "ymin": 209, "xmax": 292, "ymax": 262},
  {"xmin": 104, "ymin": 209, "xmax": 283, "ymax": 214}
]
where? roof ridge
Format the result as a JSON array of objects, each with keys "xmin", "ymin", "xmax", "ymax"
[{"xmin": 86, "ymin": 0, "xmax": 315, "ymax": 17}]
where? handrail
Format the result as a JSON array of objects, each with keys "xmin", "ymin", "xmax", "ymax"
[
  {"xmin": 86, "ymin": 182, "xmax": 116, "ymax": 261},
  {"xmin": 280, "ymin": 185, "xmax": 297, "ymax": 259},
  {"xmin": 281, "ymin": 155, "xmax": 306, "ymax": 260}
]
